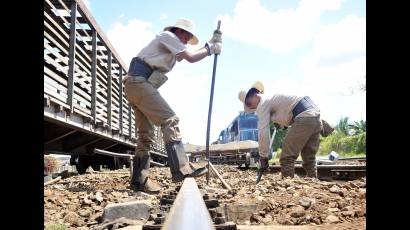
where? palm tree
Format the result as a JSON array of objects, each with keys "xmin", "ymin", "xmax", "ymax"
[
  {"xmin": 349, "ymin": 120, "xmax": 366, "ymax": 135},
  {"xmin": 336, "ymin": 117, "xmax": 350, "ymax": 136}
]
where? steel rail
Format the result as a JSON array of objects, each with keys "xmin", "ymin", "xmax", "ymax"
[{"xmin": 162, "ymin": 178, "xmax": 215, "ymax": 230}]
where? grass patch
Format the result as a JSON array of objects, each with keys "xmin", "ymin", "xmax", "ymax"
[{"xmin": 45, "ymin": 223, "xmax": 68, "ymax": 230}]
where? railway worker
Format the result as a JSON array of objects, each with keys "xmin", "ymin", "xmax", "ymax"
[
  {"xmin": 238, "ymin": 81, "xmax": 334, "ymax": 178},
  {"xmin": 123, "ymin": 19, "xmax": 222, "ymax": 193}
]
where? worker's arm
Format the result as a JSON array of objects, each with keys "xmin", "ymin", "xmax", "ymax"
[
  {"xmin": 177, "ymin": 30, "xmax": 222, "ymax": 63},
  {"xmin": 176, "ymin": 48, "xmax": 209, "ymax": 63},
  {"xmin": 177, "ymin": 42, "xmax": 222, "ymax": 63},
  {"xmin": 256, "ymin": 98, "xmax": 271, "ymax": 158}
]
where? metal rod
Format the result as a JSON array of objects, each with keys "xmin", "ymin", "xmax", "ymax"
[
  {"xmin": 162, "ymin": 178, "xmax": 215, "ymax": 230},
  {"xmin": 45, "ymin": 130, "xmax": 77, "ymax": 145},
  {"xmin": 206, "ymin": 20, "xmax": 221, "ymax": 185},
  {"xmin": 209, "ymin": 162, "xmax": 232, "ymax": 191},
  {"xmin": 94, "ymin": 148, "xmax": 133, "ymax": 158}
]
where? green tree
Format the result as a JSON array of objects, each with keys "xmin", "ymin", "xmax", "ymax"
[
  {"xmin": 269, "ymin": 123, "xmax": 287, "ymax": 151},
  {"xmin": 349, "ymin": 120, "xmax": 366, "ymax": 135},
  {"xmin": 335, "ymin": 117, "xmax": 350, "ymax": 136}
]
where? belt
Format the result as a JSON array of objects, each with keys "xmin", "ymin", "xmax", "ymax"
[
  {"xmin": 127, "ymin": 57, "xmax": 153, "ymax": 79},
  {"xmin": 292, "ymin": 96, "xmax": 317, "ymax": 120}
]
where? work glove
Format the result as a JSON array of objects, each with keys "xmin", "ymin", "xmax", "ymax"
[
  {"xmin": 205, "ymin": 42, "xmax": 222, "ymax": 55},
  {"xmin": 209, "ymin": 29, "xmax": 222, "ymax": 43}
]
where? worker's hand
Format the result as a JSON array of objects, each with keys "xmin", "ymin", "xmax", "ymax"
[
  {"xmin": 206, "ymin": 42, "xmax": 222, "ymax": 55},
  {"xmin": 209, "ymin": 29, "xmax": 222, "ymax": 43},
  {"xmin": 259, "ymin": 157, "xmax": 269, "ymax": 170}
]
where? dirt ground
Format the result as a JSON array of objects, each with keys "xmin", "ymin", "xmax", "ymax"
[{"xmin": 44, "ymin": 164, "xmax": 366, "ymax": 229}]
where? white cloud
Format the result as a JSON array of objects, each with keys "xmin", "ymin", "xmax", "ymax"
[
  {"xmin": 106, "ymin": 19, "xmax": 155, "ymax": 65},
  {"xmin": 255, "ymin": 11, "xmax": 366, "ymax": 126},
  {"xmin": 218, "ymin": 0, "xmax": 345, "ymax": 52},
  {"xmin": 300, "ymin": 14, "xmax": 366, "ymax": 93},
  {"xmin": 297, "ymin": 14, "xmax": 366, "ymax": 126}
]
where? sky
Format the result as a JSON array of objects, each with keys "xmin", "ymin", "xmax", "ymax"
[{"xmin": 82, "ymin": 0, "xmax": 366, "ymax": 145}]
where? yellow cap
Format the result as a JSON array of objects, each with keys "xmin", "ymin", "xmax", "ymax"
[{"xmin": 251, "ymin": 81, "xmax": 264, "ymax": 94}]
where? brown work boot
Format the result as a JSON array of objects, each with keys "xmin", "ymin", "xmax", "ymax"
[
  {"xmin": 166, "ymin": 141, "xmax": 208, "ymax": 182},
  {"xmin": 304, "ymin": 167, "xmax": 317, "ymax": 178},
  {"xmin": 189, "ymin": 160, "xmax": 208, "ymax": 177},
  {"xmin": 130, "ymin": 153, "xmax": 161, "ymax": 193},
  {"xmin": 280, "ymin": 164, "xmax": 295, "ymax": 178}
]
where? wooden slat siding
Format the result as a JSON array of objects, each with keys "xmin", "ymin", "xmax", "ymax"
[
  {"xmin": 44, "ymin": 64, "xmax": 67, "ymax": 86},
  {"xmin": 111, "ymin": 99, "xmax": 120, "ymax": 127},
  {"xmin": 118, "ymin": 68, "xmax": 123, "ymax": 134},
  {"xmin": 66, "ymin": 1, "xmax": 77, "ymax": 112},
  {"xmin": 73, "ymin": 93, "xmax": 91, "ymax": 108},
  {"xmin": 44, "ymin": 82, "xmax": 67, "ymax": 102},
  {"xmin": 128, "ymin": 105, "xmax": 132, "ymax": 137},
  {"xmin": 44, "ymin": 31, "xmax": 68, "ymax": 58},
  {"xmin": 44, "ymin": 55, "xmax": 68, "ymax": 79},
  {"xmin": 44, "ymin": 66, "xmax": 89, "ymax": 108},
  {"xmin": 91, "ymin": 29, "xmax": 97, "ymax": 123},
  {"xmin": 107, "ymin": 51, "xmax": 112, "ymax": 128},
  {"xmin": 44, "ymin": 43, "xmax": 68, "ymax": 71},
  {"xmin": 44, "ymin": 42, "xmax": 68, "ymax": 69},
  {"xmin": 45, "ymin": 65, "xmax": 90, "ymax": 105},
  {"xmin": 44, "ymin": 13, "xmax": 69, "ymax": 47},
  {"xmin": 45, "ymin": 42, "xmax": 92, "ymax": 96},
  {"xmin": 57, "ymin": 0, "xmax": 71, "ymax": 15},
  {"xmin": 44, "ymin": 0, "xmax": 70, "ymax": 33},
  {"xmin": 46, "ymin": 2, "xmax": 94, "ymax": 110},
  {"xmin": 73, "ymin": 0, "xmax": 128, "ymax": 71},
  {"xmin": 44, "ymin": 75, "xmax": 67, "ymax": 95}
]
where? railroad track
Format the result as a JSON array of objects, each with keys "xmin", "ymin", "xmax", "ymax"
[
  {"xmin": 142, "ymin": 178, "xmax": 237, "ymax": 230},
  {"xmin": 238, "ymin": 164, "xmax": 366, "ymax": 181}
]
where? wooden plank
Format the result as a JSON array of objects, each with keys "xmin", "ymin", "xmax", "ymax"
[
  {"xmin": 43, "ymin": 10, "xmax": 69, "ymax": 43},
  {"xmin": 66, "ymin": 1, "xmax": 77, "ymax": 112},
  {"xmin": 73, "ymin": 104, "xmax": 91, "ymax": 117},
  {"xmin": 44, "ymin": 0, "xmax": 70, "ymax": 32},
  {"xmin": 44, "ymin": 81, "xmax": 67, "ymax": 99},
  {"xmin": 44, "ymin": 85, "xmax": 67, "ymax": 103},
  {"xmin": 44, "ymin": 77, "xmax": 67, "ymax": 95}
]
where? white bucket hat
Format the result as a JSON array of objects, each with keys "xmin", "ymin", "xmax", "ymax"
[
  {"xmin": 238, "ymin": 81, "xmax": 265, "ymax": 113},
  {"xmin": 163, "ymin": 18, "xmax": 199, "ymax": 45}
]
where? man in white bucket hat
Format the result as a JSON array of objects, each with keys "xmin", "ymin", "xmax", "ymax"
[
  {"xmin": 238, "ymin": 81, "xmax": 333, "ymax": 179},
  {"xmin": 123, "ymin": 18, "xmax": 222, "ymax": 193}
]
